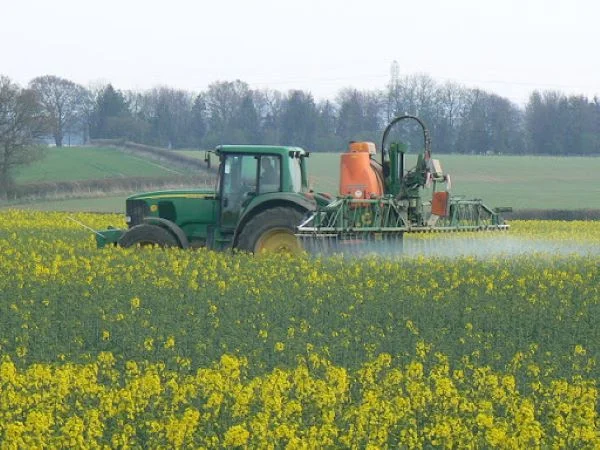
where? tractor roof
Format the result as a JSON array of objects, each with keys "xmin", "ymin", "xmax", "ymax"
[{"xmin": 215, "ymin": 145, "xmax": 307, "ymax": 156}]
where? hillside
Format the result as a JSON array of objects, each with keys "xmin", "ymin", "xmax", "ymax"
[
  {"xmin": 1, "ymin": 145, "xmax": 214, "ymax": 211},
  {"xmin": 14, "ymin": 146, "xmax": 191, "ymax": 183}
]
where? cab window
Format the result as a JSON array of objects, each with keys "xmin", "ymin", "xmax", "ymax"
[
  {"xmin": 259, "ymin": 155, "xmax": 281, "ymax": 194},
  {"xmin": 223, "ymin": 155, "xmax": 258, "ymax": 196}
]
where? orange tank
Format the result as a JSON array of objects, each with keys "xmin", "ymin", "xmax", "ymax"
[{"xmin": 339, "ymin": 141, "xmax": 384, "ymax": 199}]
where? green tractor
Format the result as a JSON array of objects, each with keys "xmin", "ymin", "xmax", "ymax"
[
  {"xmin": 96, "ymin": 145, "xmax": 327, "ymax": 253},
  {"xmin": 96, "ymin": 116, "xmax": 509, "ymax": 254}
]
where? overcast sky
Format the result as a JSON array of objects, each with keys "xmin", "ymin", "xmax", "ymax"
[{"xmin": 2, "ymin": 0, "xmax": 598, "ymax": 105}]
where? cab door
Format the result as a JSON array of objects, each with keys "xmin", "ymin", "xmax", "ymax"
[{"xmin": 219, "ymin": 154, "xmax": 258, "ymax": 231}]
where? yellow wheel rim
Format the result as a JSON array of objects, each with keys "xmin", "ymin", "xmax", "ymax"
[{"xmin": 255, "ymin": 228, "xmax": 303, "ymax": 255}]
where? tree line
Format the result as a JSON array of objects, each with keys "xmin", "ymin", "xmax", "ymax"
[{"xmin": 1, "ymin": 72, "xmax": 600, "ymax": 190}]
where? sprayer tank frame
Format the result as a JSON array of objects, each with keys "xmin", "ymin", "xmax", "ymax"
[{"xmin": 296, "ymin": 115, "xmax": 510, "ymax": 238}]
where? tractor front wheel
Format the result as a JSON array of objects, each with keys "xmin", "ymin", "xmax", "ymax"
[
  {"xmin": 118, "ymin": 224, "xmax": 178, "ymax": 248},
  {"xmin": 237, "ymin": 207, "xmax": 305, "ymax": 255}
]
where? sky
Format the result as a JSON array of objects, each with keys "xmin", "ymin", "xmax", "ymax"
[{"xmin": 2, "ymin": 0, "xmax": 599, "ymax": 105}]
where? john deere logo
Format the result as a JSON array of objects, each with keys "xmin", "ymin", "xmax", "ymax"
[{"xmin": 150, "ymin": 204, "xmax": 158, "ymax": 212}]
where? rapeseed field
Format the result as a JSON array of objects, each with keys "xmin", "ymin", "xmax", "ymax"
[{"xmin": 1, "ymin": 210, "xmax": 599, "ymax": 448}]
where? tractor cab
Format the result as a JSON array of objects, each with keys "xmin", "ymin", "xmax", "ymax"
[
  {"xmin": 210, "ymin": 145, "xmax": 317, "ymax": 252},
  {"xmin": 215, "ymin": 145, "xmax": 309, "ymax": 232}
]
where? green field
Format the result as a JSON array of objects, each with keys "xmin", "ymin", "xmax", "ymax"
[
  {"xmin": 180, "ymin": 151, "xmax": 600, "ymax": 210},
  {"xmin": 4, "ymin": 147, "xmax": 599, "ymax": 212},
  {"xmin": 13, "ymin": 146, "xmax": 189, "ymax": 183},
  {"xmin": 10, "ymin": 195, "xmax": 131, "ymax": 213},
  {"xmin": 304, "ymin": 153, "xmax": 600, "ymax": 210}
]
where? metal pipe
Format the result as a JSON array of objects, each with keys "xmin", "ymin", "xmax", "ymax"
[{"xmin": 381, "ymin": 115, "xmax": 431, "ymax": 167}]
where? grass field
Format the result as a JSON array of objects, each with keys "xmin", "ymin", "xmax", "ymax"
[
  {"xmin": 4, "ymin": 147, "xmax": 599, "ymax": 212},
  {"xmin": 9, "ymin": 195, "xmax": 131, "ymax": 212},
  {"xmin": 179, "ymin": 150, "xmax": 600, "ymax": 210},
  {"xmin": 307, "ymin": 153, "xmax": 600, "ymax": 210},
  {"xmin": 13, "ymin": 146, "xmax": 190, "ymax": 183}
]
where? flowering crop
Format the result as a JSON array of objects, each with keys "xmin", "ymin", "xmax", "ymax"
[{"xmin": 1, "ymin": 210, "xmax": 600, "ymax": 447}]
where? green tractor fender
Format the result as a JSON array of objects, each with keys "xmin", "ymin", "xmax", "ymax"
[
  {"xmin": 232, "ymin": 192, "xmax": 316, "ymax": 248},
  {"xmin": 142, "ymin": 217, "xmax": 190, "ymax": 249}
]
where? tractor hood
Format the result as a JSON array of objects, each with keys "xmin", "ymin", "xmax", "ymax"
[
  {"xmin": 124, "ymin": 188, "xmax": 219, "ymax": 230},
  {"xmin": 127, "ymin": 188, "xmax": 217, "ymax": 201}
]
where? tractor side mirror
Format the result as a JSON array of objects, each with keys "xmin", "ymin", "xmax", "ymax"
[{"xmin": 204, "ymin": 151, "xmax": 211, "ymax": 169}]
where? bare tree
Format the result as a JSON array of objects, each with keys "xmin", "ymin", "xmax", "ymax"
[
  {"xmin": 432, "ymin": 81, "xmax": 469, "ymax": 152},
  {"xmin": 79, "ymin": 83, "xmax": 105, "ymax": 144},
  {"xmin": 148, "ymin": 86, "xmax": 195, "ymax": 148},
  {"xmin": 204, "ymin": 80, "xmax": 250, "ymax": 146},
  {"xmin": 254, "ymin": 88, "xmax": 283, "ymax": 143},
  {"xmin": 29, "ymin": 75, "xmax": 86, "ymax": 147},
  {"xmin": 335, "ymin": 88, "xmax": 382, "ymax": 143},
  {"xmin": 0, "ymin": 76, "xmax": 45, "ymax": 193}
]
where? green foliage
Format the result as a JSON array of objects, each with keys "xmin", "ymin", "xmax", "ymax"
[
  {"xmin": 4, "ymin": 213, "xmax": 600, "ymax": 446},
  {"xmin": 526, "ymin": 91, "xmax": 600, "ymax": 155},
  {"xmin": 456, "ymin": 90, "xmax": 524, "ymax": 155},
  {"xmin": 91, "ymin": 84, "xmax": 131, "ymax": 139}
]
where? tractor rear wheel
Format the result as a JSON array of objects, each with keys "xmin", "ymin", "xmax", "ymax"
[
  {"xmin": 236, "ymin": 207, "xmax": 305, "ymax": 255},
  {"xmin": 118, "ymin": 224, "xmax": 178, "ymax": 248}
]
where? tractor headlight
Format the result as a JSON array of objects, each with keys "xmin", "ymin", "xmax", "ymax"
[{"xmin": 125, "ymin": 215, "xmax": 132, "ymax": 224}]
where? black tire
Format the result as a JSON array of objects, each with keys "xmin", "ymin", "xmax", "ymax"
[
  {"xmin": 118, "ymin": 224, "xmax": 179, "ymax": 248},
  {"xmin": 236, "ymin": 206, "xmax": 305, "ymax": 254}
]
